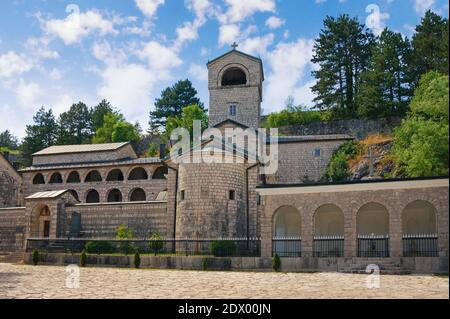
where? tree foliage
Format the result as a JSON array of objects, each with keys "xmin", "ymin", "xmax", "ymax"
[
  {"xmin": 391, "ymin": 72, "xmax": 449, "ymax": 177},
  {"xmin": 409, "ymin": 11, "xmax": 449, "ymax": 86},
  {"xmin": 150, "ymin": 79, "xmax": 204, "ymax": 129},
  {"xmin": 0, "ymin": 130, "xmax": 19, "ymax": 150},
  {"xmin": 57, "ymin": 102, "xmax": 92, "ymax": 145},
  {"xmin": 323, "ymin": 141, "xmax": 361, "ymax": 181},
  {"xmin": 357, "ymin": 29, "xmax": 412, "ymax": 118},
  {"xmin": 311, "ymin": 14, "xmax": 375, "ymax": 117},
  {"xmin": 166, "ymin": 104, "xmax": 208, "ymax": 138},
  {"xmin": 92, "ymin": 112, "xmax": 139, "ymax": 144}
]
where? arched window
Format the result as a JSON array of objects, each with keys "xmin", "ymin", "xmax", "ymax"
[
  {"xmin": 129, "ymin": 188, "xmax": 146, "ymax": 202},
  {"xmin": 67, "ymin": 171, "xmax": 81, "ymax": 183},
  {"xmin": 68, "ymin": 190, "xmax": 79, "ymax": 202},
  {"xmin": 49, "ymin": 172, "xmax": 63, "ymax": 184},
  {"xmin": 86, "ymin": 190, "xmax": 100, "ymax": 203},
  {"xmin": 33, "ymin": 173, "xmax": 45, "ymax": 185},
  {"xmin": 221, "ymin": 67, "xmax": 247, "ymax": 86},
  {"xmin": 314, "ymin": 204, "xmax": 344, "ymax": 236},
  {"xmin": 273, "ymin": 206, "xmax": 301, "ymax": 237},
  {"xmin": 128, "ymin": 167, "xmax": 148, "ymax": 181},
  {"xmin": 152, "ymin": 166, "xmax": 168, "ymax": 179},
  {"xmin": 107, "ymin": 189, "xmax": 122, "ymax": 202},
  {"xmin": 357, "ymin": 203, "xmax": 389, "ymax": 236},
  {"xmin": 106, "ymin": 169, "xmax": 124, "ymax": 181},
  {"xmin": 85, "ymin": 170, "xmax": 102, "ymax": 182},
  {"xmin": 402, "ymin": 200, "xmax": 437, "ymax": 235}
]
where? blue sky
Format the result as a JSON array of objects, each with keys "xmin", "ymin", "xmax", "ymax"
[{"xmin": 0, "ymin": 0, "xmax": 448, "ymax": 138}]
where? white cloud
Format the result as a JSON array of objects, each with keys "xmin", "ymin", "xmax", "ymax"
[
  {"xmin": 135, "ymin": 0, "xmax": 165, "ymax": 18},
  {"xmin": 42, "ymin": 10, "xmax": 117, "ymax": 45},
  {"xmin": 220, "ymin": 0, "xmax": 276, "ymax": 24},
  {"xmin": 264, "ymin": 38, "xmax": 316, "ymax": 112},
  {"xmin": 414, "ymin": 0, "xmax": 435, "ymax": 14},
  {"xmin": 265, "ymin": 16, "xmax": 285, "ymax": 29},
  {"xmin": 15, "ymin": 80, "xmax": 42, "ymax": 107},
  {"xmin": 174, "ymin": 0, "xmax": 212, "ymax": 49},
  {"xmin": 189, "ymin": 63, "xmax": 208, "ymax": 82},
  {"xmin": 49, "ymin": 68, "xmax": 62, "ymax": 81},
  {"xmin": 0, "ymin": 51, "xmax": 33, "ymax": 78},
  {"xmin": 25, "ymin": 37, "xmax": 59, "ymax": 60},
  {"xmin": 97, "ymin": 63, "xmax": 156, "ymax": 119},
  {"xmin": 239, "ymin": 34, "xmax": 275, "ymax": 57},
  {"xmin": 136, "ymin": 41, "xmax": 182, "ymax": 72},
  {"xmin": 218, "ymin": 24, "xmax": 241, "ymax": 47},
  {"xmin": 315, "ymin": 0, "xmax": 327, "ymax": 4}
]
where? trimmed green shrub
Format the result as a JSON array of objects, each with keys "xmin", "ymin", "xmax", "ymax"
[
  {"xmin": 80, "ymin": 250, "xmax": 87, "ymax": 267},
  {"xmin": 134, "ymin": 252, "xmax": 141, "ymax": 269},
  {"xmin": 32, "ymin": 249, "xmax": 39, "ymax": 266},
  {"xmin": 201, "ymin": 258, "xmax": 208, "ymax": 271},
  {"xmin": 148, "ymin": 232, "xmax": 164, "ymax": 256},
  {"xmin": 323, "ymin": 141, "xmax": 361, "ymax": 182},
  {"xmin": 210, "ymin": 241, "xmax": 236, "ymax": 257},
  {"xmin": 272, "ymin": 254, "xmax": 281, "ymax": 272},
  {"xmin": 85, "ymin": 241, "xmax": 114, "ymax": 254}
]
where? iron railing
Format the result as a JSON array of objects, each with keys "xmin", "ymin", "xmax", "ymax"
[
  {"xmin": 357, "ymin": 234, "xmax": 389, "ymax": 257},
  {"xmin": 313, "ymin": 236, "xmax": 344, "ymax": 257},
  {"xmin": 403, "ymin": 234, "xmax": 439, "ymax": 257},
  {"xmin": 25, "ymin": 237, "xmax": 261, "ymax": 257},
  {"xmin": 272, "ymin": 237, "xmax": 301, "ymax": 257}
]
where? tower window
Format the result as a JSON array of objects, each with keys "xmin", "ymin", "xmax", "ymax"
[
  {"xmin": 229, "ymin": 104, "xmax": 237, "ymax": 116},
  {"xmin": 180, "ymin": 190, "xmax": 185, "ymax": 201},
  {"xmin": 229, "ymin": 190, "xmax": 235, "ymax": 200},
  {"xmin": 221, "ymin": 67, "xmax": 247, "ymax": 86}
]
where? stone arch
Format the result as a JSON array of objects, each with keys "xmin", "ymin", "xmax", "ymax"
[
  {"xmin": 314, "ymin": 204, "xmax": 344, "ymax": 236},
  {"xmin": 106, "ymin": 169, "xmax": 124, "ymax": 181},
  {"xmin": 221, "ymin": 66, "xmax": 247, "ymax": 86},
  {"xmin": 66, "ymin": 171, "xmax": 81, "ymax": 183},
  {"xmin": 402, "ymin": 200, "xmax": 437, "ymax": 234},
  {"xmin": 49, "ymin": 172, "xmax": 63, "ymax": 184},
  {"xmin": 86, "ymin": 189, "xmax": 100, "ymax": 203},
  {"xmin": 129, "ymin": 188, "xmax": 146, "ymax": 202},
  {"xmin": 128, "ymin": 167, "xmax": 148, "ymax": 181},
  {"xmin": 356, "ymin": 202, "xmax": 389, "ymax": 236},
  {"xmin": 85, "ymin": 170, "xmax": 102, "ymax": 182},
  {"xmin": 152, "ymin": 166, "xmax": 168, "ymax": 179},
  {"xmin": 33, "ymin": 173, "xmax": 45, "ymax": 184},
  {"xmin": 107, "ymin": 189, "xmax": 122, "ymax": 202},
  {"xmin": 273, "ymin": 205, "xmax": 301, "ymax": 237}
]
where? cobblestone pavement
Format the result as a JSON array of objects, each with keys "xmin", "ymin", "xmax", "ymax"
[{"xmin": 0, "ymin": 263, "xmax": 448, "ymax": 299}]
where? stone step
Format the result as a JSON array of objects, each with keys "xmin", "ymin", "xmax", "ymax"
[{"xmin": 0, "ymin": 252, "xmax": 24, "ymax": 264}]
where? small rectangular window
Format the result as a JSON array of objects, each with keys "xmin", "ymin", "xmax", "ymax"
[
  {"xmin": 229, "ymin": 104, "xmax": 237, "ymax": 116},
  {"xmin": 180, "ymin": 190, "xmax": 185, "ymax": 201},
  {"xmin": 201, "ymin": 186, "xmax": 208, "ymax": 198},
  {"xmin": 229, "ymin": 190, "xmax": 235, "ymax": 200},
  {"xmin": 314, "ymin": 148, "xmax": 321, "ymax": 157}
]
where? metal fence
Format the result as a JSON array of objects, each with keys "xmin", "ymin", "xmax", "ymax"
[
  {"xmin": 357, "ymin": 234, "xmax": 389, "ymax": 257},
  {"xmin": 26, "ymin": 238, "xmax": 261, "ymax": 257},
  {"xmin": 272, "ymin": 237, "xmax": 301, "ymax": 257},
  {"xmin": 313, "ymin": 236, "xmax": 344, "ymax": 257},
  {"xmin": 403, "ymin": 234, "xmax": 439, "ymax": 257}
]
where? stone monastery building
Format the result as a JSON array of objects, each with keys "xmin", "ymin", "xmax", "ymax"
[{"xmin": 0, "ymin": 48, "xmax": 448, "ymax": 272}]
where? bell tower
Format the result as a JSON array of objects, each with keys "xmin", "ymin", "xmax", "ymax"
[{"xmin": 207, "ymin": 44, "xmax": 264, "ymax": 129}]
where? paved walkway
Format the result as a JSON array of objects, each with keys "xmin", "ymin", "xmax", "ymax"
[{"xmin": 0, "ymin": 263, "xmax": 448, "ymax": 299}]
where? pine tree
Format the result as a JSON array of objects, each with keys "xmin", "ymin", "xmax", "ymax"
[
  {"xmin": 150, "ymin": 79, "xmax": 204, "ymax": 129},
  {"xmin": 20, "ymin": 107, "xmax": 58, "ymax": 166},
  {"xmin": 91, "ymin": 99, "xmax": 115, "ymax": 132},
  {"xmin": 311, "ymin": 15, "xmax": 375, "ymax": 118},
  {"xmin": 57, "ymin": 102, "xmax": 93, "ymax": 145},
  {"xmin": 357, "ymin": 29, "xmax": 412, "ymax": 118},
  {"xmin": 409, "ymin": 10, "xmax": 449, "ymax": 87}
]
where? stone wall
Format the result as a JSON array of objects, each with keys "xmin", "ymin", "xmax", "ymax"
[
  {"xmin": 0, "ymin": 207, "xmax": 26, "ymax": 252},
  {"xmin": 269, "ymin": 139, "xmax": 350, "ymax": 184},
  {"xmin": 176, "ymin": 161, "xmax": 248, "ymax": 238},
  {"xmin": 0, "ymin": 155, "xmax": 22, "ymax": 208},
  {"xmin": 278, "ymin": 117, "xmax": 402, "ymax": 140},
  {"xmin": 65, "ymin": 201, "xmax": 168, "ymax": 238}
]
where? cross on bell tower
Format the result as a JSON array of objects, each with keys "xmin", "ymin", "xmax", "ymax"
[{"xmin": 231, "ymin": 42, "xmax": 238, "ymax": 50}]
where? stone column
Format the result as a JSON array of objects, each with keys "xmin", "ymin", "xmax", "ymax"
[
  {"xmin": 260, "ymin": 199, "xmax": 272, "ymax": 257},
  {"xmin": 389, "ymin": 205, "xmax": 402, "ymax": 258}
]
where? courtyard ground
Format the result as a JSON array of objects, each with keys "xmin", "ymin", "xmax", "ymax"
[{"xmin": 0, "ymin": 263, "xmax": 448, "ymax": 299}]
